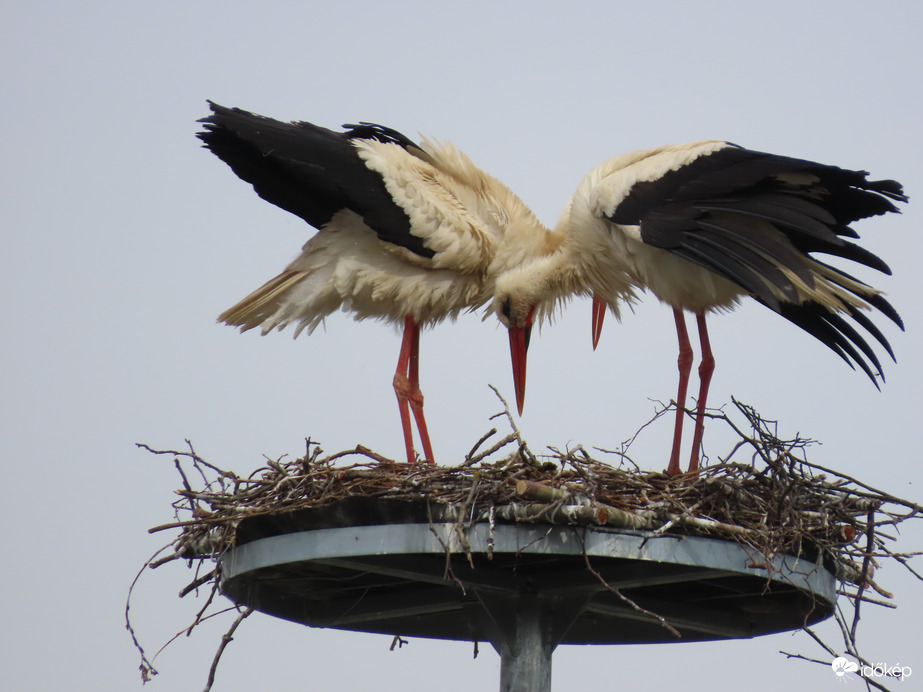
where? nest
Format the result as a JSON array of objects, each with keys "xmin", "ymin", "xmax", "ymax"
[{"xmin": 128, "ymin": 395, "xmax": 922, "ymax": 691}]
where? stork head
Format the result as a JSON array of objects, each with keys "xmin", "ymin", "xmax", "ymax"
[{"xmin": 490, "ymin": 273, "xmax": 541, "ymax": 417}]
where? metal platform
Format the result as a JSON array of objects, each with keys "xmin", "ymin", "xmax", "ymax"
[{"xmin": 219, "ymin": 502, "xmax": 836, "ymax": 691}]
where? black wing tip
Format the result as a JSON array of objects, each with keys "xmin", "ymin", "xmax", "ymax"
[
  {"xmin": 867, "ymin": 293, "xmax": 904, "ymax": 332},
  {"xmin": 196, "ymin": 101, "xmax": 272, "ymax": 143},
  {"xmin": 846, "ymin": 305, "xmax": 899, "ymax": 363},
  {"xmin": 778, "ymin": 301, "xmax": 901, "ymax": 387},
  {"xmin": 198, "ymin": 100, "xmax": 251, "ymax": 124},
  {"xmin": 866, "ymin": 177, "xmax": 909, "ymax": 204},
  {"xmin": 196, "ymin": 104, "xmax": 420, "ymax": 152},
  {"xmin": 197, "ymin": 101, "xmax": 328, "ymax": 140}
]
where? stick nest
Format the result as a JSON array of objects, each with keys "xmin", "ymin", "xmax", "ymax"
[{"xmin": 128, "ymin": 394, "xmax": 922, "ymax": 691}]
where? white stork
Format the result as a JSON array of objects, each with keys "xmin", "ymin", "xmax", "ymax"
[
  {"xmin": 198, "ymin": 101, "xmax": 556, "ymax": 464},
  {"xmin": 493, "ymin": 140, "xmax": 906, "ymax": 476}
]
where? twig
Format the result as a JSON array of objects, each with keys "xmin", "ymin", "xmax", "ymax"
[
  {"xmin": 582, "ymin": 550, "xmax": 682, "ymax": 639},
  {"xmin": 487, "ymin": 385, "xmax": 532, "ymax": 460},
  {"xmin": 465, "ymin": 428, "xmax": 497, "ymax": 461},
  {"xmin": 203, "ymin": 607, "xmax": 253, "ymax": 692},
  {"xmin": 463, "ymin": 432, "xmax": 521, "ymax": 467},
  {"xmin": 125, "ymin": 546, "xmax": 171, "ymax": 683}
]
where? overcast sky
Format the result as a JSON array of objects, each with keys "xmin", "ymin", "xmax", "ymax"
[{"xmin": 3, "ymin": 2, "xmax": 922, "ymax": 690}]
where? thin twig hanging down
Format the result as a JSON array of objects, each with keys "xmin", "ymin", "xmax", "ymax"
[{"xmin": 128, "ymin": 393, "xmax": 921, "ymax": 690}]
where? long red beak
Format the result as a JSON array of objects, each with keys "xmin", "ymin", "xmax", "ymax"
[
  {"xmin": 591, "ymin": 294, "xmax": 605, "ymax": 351},
  {"xmin": 508, "ymin": 323, "xmax": 532, "ymax": 416}
]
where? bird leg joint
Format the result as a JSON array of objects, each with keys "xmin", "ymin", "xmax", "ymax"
[
  {"xmin": 393, "ymin": 372, "xmax": 412, "ymax": 400},
  {"xmin": 698, "ymin": 352, "xmax": 715, "ymax": 379}
]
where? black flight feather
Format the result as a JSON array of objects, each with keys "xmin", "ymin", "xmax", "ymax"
[
  {"xmin": 776, "ymin": 303, "xmax": 883, "ymax": 387},
  {"xmin": 695, "ymin": 213, "xmax": 816, "ymax": 288},
  {"xmin": 197, "ymin": 102, "xmax": 435, "ymax": 259},
  {"xmin": 608, "ymin": 142, "xmax": 906, "ymax": 384}
]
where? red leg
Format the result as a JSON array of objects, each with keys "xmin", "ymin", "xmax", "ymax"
[
  {"xmin": 667, "ymin": 309, "xmax": 693, "ymax": 476},
  {"xmin": 688, "ymin": 312, "xmax": 714, "ymax": 474},
  {"xmin": 393, "ymin": 315, "xmax": 418, "ymax": 464},
  {"xmin": 406, "ymin": 320, "xmax": 435, "ymax": 464}
]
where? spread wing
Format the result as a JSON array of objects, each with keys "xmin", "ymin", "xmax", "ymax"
[
  {"xmin": 197, "ymin": 101, "xmax": 434, "ymax": 259},
  {"xmin": 602, "ymin": 140, "xmax": 907, "ymax": 382}
]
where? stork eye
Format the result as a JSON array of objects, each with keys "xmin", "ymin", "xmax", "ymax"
[{"xmin": 500, "ymin": 298, "xmax": 512, "ymax": 321}]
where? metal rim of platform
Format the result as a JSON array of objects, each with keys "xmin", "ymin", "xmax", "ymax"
[
  {"xmin": 220, "ymin": 520, "xmax": 836, "ymax": 692},
  {"xmin": 221, "ymin": 521, "xmax": 835, "ymax": 634},
  {"xmin": 223, "ymin": 521, "xmax": 834, "ymax": 590}
]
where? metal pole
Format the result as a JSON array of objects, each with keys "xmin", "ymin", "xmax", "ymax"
[{"xmin": 497, "ymin": 598, "xmax": 553, "ymax": 692}]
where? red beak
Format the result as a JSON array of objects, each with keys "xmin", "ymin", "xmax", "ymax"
[
  {"xmin": 591, "ymin": 294, "xmax": 605, "ymax": 351},
  {"xmin": 508, "ymin": 322, "xmax": 532, "ymax": 416}
]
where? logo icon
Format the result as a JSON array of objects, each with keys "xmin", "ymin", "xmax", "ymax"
[{"xmin": 832, "ymin": 657, "xmax": 859, "ymax": 679}]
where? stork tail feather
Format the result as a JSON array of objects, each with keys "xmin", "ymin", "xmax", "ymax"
[{"xmin": 218, "ymin": 270, "xmax": 308, "ymax": 332}]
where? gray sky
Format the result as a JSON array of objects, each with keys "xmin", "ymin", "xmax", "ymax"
[{"xmin": 3, "ymin": 1, "xmax": 921, "ymax": 690}]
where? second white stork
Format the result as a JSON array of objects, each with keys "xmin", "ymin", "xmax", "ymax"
[
  {"xmin": 493, "ymin": 140, "xmax": 906, "ymax": 475},
  {"xmin": 198, "ymin": 101, "xmax": 555, "ymax": 464}
]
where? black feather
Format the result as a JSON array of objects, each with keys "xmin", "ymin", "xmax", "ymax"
[
  {"xmin": 682, "ymin": 229, "xmax": 797, "ymax": 305},
  {"xmin": 671, "ymin": 243, "xmax": 781, "ymax": 311},
  {"xmin": 846, "ymin": 305, "xmax": 897, "ymax": 361},
  {"xmin": 800, "ymin": 240, "xmax": 893, "ymax": 275},
  {"xmin": 694, "ymin": 194, "xmax": 841, "ymax": 244},
  {"xmin": 776, "ymin": 303, "xmax": 882, "ymax": 387},
  {"xmin": 806, "ymin": 258, "xmax": 903, "ymax": 329},
  {"xmin": 609, "ymin": 141, "xmax": 906, "ymax": 384},
  {"xmin": 696, "ymin": 214, "xmax": 816, "ymax": 288},
  {"xmin": 197, "ymin": 102, "xmax": 435, "ymax": 259},
  {"xmin": 342, "ymin": 122, "xmax": 420, "ymax": 149},
  {"xmin": 862, "ymin": 292, "xmax": 903, "ymax": 331}
]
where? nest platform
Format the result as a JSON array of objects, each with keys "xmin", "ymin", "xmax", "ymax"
[
  {"xmin": 220, "ymin": 498, "xmax": 836, "ymax": 692},
  {"xmin": 133, "ymin": 401, "xmax": 923, "ymax": 691}
]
